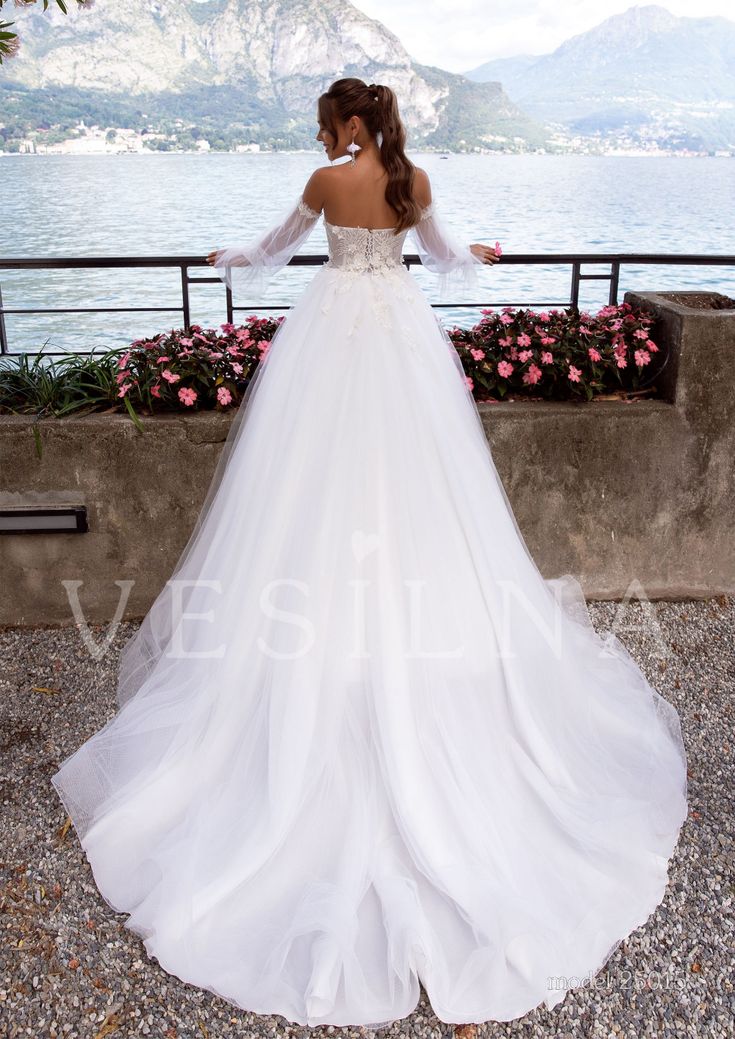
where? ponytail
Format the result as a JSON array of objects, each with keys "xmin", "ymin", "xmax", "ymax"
[{"xmin": 318, "ymin": 78, "xmax": 421, "ymax": 233}]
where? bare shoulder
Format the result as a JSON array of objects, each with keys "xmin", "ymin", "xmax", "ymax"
[
  {"xmin": 301, "ymin": 167, "xmax": 333, "ymax": 213},
  {"xmin": 412, "ymin": 166, "xmax": 432, "ymax": 209}
]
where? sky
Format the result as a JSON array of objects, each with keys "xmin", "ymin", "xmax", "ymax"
[{"xmin": 348, "ymin": 0, "xmax": 735, "ymax": 73}]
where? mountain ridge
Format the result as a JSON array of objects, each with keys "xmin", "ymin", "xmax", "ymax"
[
  {"xmin": 464, "ymin": 4, "xmax": 735, "ymax": 152},
  {"xmin": 0, "ymin": 0, "xmax": 550, "ymax": 153}
]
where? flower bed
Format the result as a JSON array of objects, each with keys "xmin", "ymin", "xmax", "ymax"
[
  {"xmin": 0, "ymin": 304, "xmax": 664, "ymax": 430},
  {"xmin": 450, "ymin": 302, "xmax": 663, "ymax": 402}
]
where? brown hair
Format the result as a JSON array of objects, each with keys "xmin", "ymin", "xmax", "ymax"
[{"xmin": 317, "ymin": 78, "xmax": 421, "ymax": 234}]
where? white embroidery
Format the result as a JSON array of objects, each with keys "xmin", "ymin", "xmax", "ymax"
[
  {"xmin": 419, "ymin": 203, "xmax": 435, "ymax": 221},
  {"xmin": 317, "ymin": 222, "xmax": 421, "ymax": 343},
  {"xmin": 324, "ymin": 222, "xmax": 407, "ymax": 275},
  {"xmin": 297, "ymin": 198, "xmax": 320, "ymax": 220}
]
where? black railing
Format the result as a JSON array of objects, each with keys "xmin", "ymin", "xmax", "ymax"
[{"xmin": 0, "ymin": 251, "xmax": 733, "ymax": 356}]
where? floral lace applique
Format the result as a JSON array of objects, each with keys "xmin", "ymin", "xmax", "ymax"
[
  {"xmin": 317, "ymin": 222, "xmax": 420, "ymax": 338},
  {"xmin": 324, "ymin": 222, "xmax": 407, "ymax": 275},
  {"xmin": 419, "ymin": 203, "xmax": 435, "ymax": 221},
  {"xmin": 297, "ymin": 198, "xmax": 321, "ymax": 220}
]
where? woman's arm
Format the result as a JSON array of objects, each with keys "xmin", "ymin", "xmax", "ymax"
[
  {"xmin": 410, "ymin": 167, "xmax": 499, "ymax": 295},
  {"xmin": 206, "ymin": 171, "xmax": 325, "ymax": 298}
]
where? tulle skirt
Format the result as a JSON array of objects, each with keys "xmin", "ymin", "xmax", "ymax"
[{"xmin": 51, "ymin": 261, "xmax": 688, "ymax": 1027}]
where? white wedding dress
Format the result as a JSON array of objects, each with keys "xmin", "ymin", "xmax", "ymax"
[{"xmin": 51, "ymin": 191, "xmax": 688, "ymax": 1029}]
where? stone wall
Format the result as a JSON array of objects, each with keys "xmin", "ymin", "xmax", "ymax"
[{"xmin": 0, "ymin": 291, "xmax": 733, "ymax": 625}]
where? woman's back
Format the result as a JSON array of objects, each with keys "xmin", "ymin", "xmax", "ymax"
[{"xmin": 317, "ymin": 161, "xmax": 430, "ymax": 230}]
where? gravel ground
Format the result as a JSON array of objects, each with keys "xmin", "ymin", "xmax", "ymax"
[{"xmin": 0, "ymin": 596, "xmax": 733, "ymax": 1039}]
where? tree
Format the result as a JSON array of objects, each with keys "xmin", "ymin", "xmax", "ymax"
[{"xmin": 0, "ymin": 0, "xmax": 96, "ymax": 64}]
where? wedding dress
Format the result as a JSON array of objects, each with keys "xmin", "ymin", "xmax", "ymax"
[{"xmin": 50, "ymin": 189, "xmax": 688, "ymax": 1029}]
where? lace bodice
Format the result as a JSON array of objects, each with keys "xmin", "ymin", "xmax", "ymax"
[
  {"xmin": 214, "ymin": 195, "xmax": 481, "ymax": 299},
  {"xmin": 324, "ymin": 221, "xmax": 409, "ymax": 273},
  {"xmin": 297, "ymin": 198, "xmax": 437, "ymax": 275}
]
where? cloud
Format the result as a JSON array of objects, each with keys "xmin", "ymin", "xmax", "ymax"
[{"xmin": 349, "ymin": 0, "xmax": 735, "ymax": 73}]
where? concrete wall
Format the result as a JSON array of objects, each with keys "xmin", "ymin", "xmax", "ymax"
[{"xmin": 1, "ymin": 291, "xmax": 733, "ymax": 625}]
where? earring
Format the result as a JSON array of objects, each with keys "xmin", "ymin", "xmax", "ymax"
[{"xmin": 346, "ymin": 137, "xmax": 361, "ymax": 166}]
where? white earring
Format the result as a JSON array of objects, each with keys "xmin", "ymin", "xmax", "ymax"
[{"xmin": 346, "ymin": 138, "xmax": 361, "ymax": 165}]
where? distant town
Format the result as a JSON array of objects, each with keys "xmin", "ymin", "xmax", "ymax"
[{"xmin": 1, "ymin": 119, "xmax": 732, "ymax": 158}]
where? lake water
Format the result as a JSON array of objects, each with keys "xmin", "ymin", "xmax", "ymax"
[{"xmin": 1, "ymin": 152, "xmax": 733, "ymax": 355}]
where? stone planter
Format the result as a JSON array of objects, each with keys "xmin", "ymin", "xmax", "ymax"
[{"xmin": 1, "ymin": 290, "xmax": 733, "ymax": 625}]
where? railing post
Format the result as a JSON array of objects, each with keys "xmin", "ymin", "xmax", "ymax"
[
  {"xmin": 0, "ymin": 282, "xmax": 8, "ymax": 355},
  {"xmin": 570, "ymin": 261, "xmax": 580, "ymax": 309},
  {"xmin": 180, "ymin": 265, "xmax": 191, "ymax": 330},
  {"xmin": 609, "ymin": 261, "xmax": 620, "ymax": 306}
]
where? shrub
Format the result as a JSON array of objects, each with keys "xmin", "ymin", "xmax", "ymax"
[{"xmin": 448, "ymin": 302, "xmax": 663, "ymax": 402}]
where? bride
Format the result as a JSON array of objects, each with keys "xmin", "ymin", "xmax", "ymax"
[{"xmin": 51, "ymin": 78, "xmax": 688, "ymax": 1034}]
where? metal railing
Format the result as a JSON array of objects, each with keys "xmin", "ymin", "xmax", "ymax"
[{"xmin": 1, "ymin": 251, "xmax": 733, "ymax": 356}]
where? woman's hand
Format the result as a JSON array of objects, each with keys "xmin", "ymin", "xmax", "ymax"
[
  {"xmin": 470, "ymin": 243, "xmax": 501, "ymax": 265},
  {"xmin": 206, "ymin": 249, "xmax": 219, "ymax": 266}
]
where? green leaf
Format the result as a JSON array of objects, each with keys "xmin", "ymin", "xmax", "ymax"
[{"xmin": 123, "ymin": 394, "xmax": 146, "ymax": 432}]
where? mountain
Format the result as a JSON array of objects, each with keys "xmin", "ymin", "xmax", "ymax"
[
  {"xmin": 0, "ymin": 0, "xmax": 551, "ymax": 153},
  {"xmin": 464, "ymin": 4, "xmax": 735, "ymax": 152}
]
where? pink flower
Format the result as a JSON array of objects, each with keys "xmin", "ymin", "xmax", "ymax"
[
  {"xmin": 522, "ymin": 364, "xmax": 542, "ymax": 385},
  {"xmin": 634, "ymin": 349, "xmax": 651, "ymax": 367},
  {"xmin": 465, "ymin": 375, "xmax": 474, "ymax": 391},
  {"xmin": 497, "ymin": 360, "xmax": 514, "ymax": 378},
  {"xmin": 470, "ymin": 348, "xmax": 485, "ymax": 361},
  {"xmin": 117, "ymin": 383, "xmax": 132, "ymax": 398},
  {"xmin": 156, "ymin": 355, "xmax": 171, "ymax": 364},
  {"xmin": 516, "ymin": 333, "xmax": 531, "ymax": 347},
  {"xmin": 608, "ymin": 320, "xmax": 623, "ymax": 331},
  {"xmin": 498, "ymin": 336, "xmax": 514, "ymax": 347},
  {"xmin": 480, "ymin": 307, "xmax": 495, "ymax": 315},
  {"xmin": 232, "ymin": 362, "xmax": 243, "ymax": 374},
  {"xmin": 588, "ymin": 347, "xmax": 602, "ymax": 362},
  {"xmin": 499, "ymin": 314, "xmax": 514, "ymax": 326},
  {"xmin": 116, "ymin": 351, "xmax": 131, "ymax": 370},
  {"xmin": 151, "ymin": 383, "xmax": 162, "ymax": 398},
  {"xmin": 161, "ymin": 369, "xmax": 180, "ymax": 384},
  {"xmin": 217, "ymin": 386, "xmax": 233, "ymax": 405},
  {"xmin": 579, "ymin": 324, "xmax": 591, "ymax": 335},
  {"xmin": 645, "ymin": 339, "xmax": 659, "ymax": 353},
  {"xmin": 178, "ymin": 387, "xmax": 197, "ymax": 406},
  {"xmin": 633, "ymin": 329, "xmax": 648, "ymax": 339},
  {"xmin": 179, "ymin": 337, "xmax": 194, "ymax": 346},
  {"xmin": 540, "ymin": 336, "xmax": 557, "ymax": 345},
  {"xmin": 518, "ymin": 349, "xmax": 533, "ymax": 362},
  {"xmin": 538, "ymin": 311, "xmax": 550, "ymax": 321},
  {"xmin": 541, "ymin": 351, "xmax": 554, "ymax": 365},
  {"xmin": 568, "ymin": 365, "xmax": 582, "ymax": 383},
  {"xmin": 616, "ymin": 355, "xmax": 628, "ymax": 369}
]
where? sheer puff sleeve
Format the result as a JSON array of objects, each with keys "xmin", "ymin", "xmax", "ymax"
[
  {"xmin": 410, "ymin": 200, "xmax": 485, "ymax": 298},
  {"xmin": 211, "ymin": 194, "xmax": 322, "ymax": 299}
]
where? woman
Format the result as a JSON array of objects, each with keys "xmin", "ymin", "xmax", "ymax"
[{"xmin": 51, "ymin": 79, "xmax": 688, "ymax": 1035}]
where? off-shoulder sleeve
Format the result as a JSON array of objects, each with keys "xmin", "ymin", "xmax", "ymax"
[
  {"xmin": 409, "ymin": 201, "xmax": 485, "ymax": 297},
  {"xmin": 211, "ymin": 193, "xmax": 322, "ymax": 299}
]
